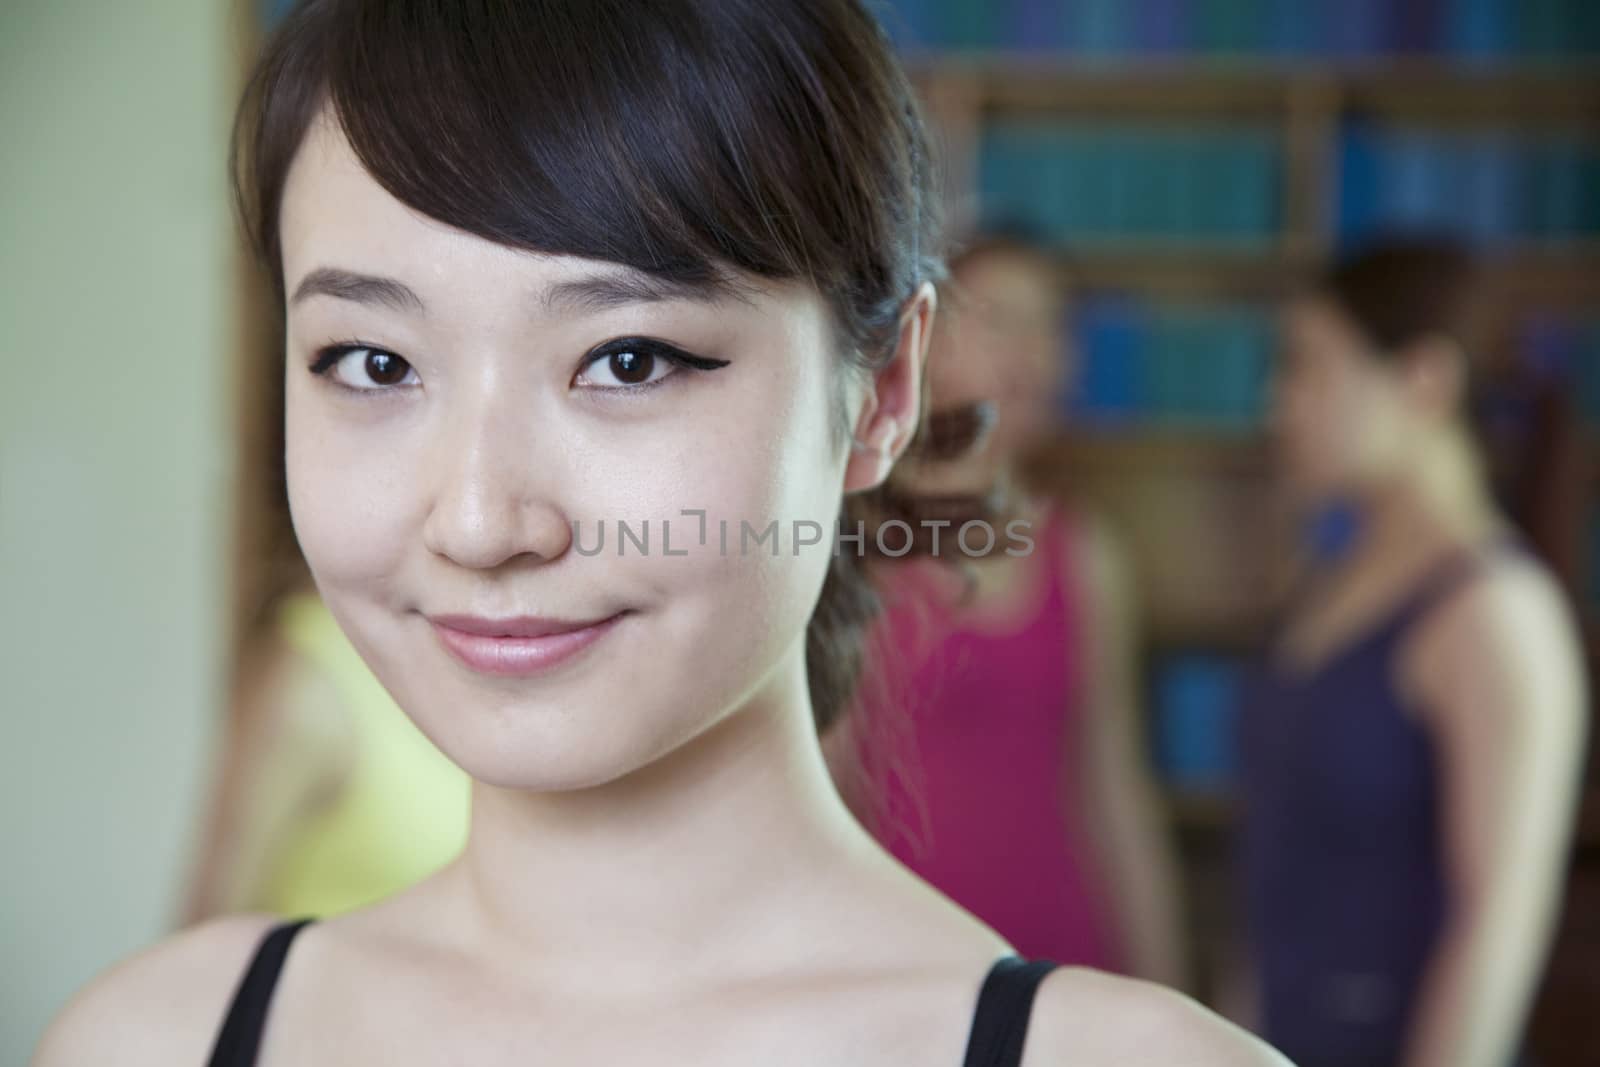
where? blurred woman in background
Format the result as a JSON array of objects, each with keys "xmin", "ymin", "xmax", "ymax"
[
  {"xmin": 180, "ymin": 583, "xmax": 470, "ymax": 921},
  {"xmin": 825, "ymin": 232, "xmax": 1189, "ymax": 988},
  {"xmin": 1238, "ymin": 236, "xmax": 1588, "ymax": 1067}
]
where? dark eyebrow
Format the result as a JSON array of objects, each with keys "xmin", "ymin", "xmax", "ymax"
[
  {"xmin": 289, "ymin": 264, "xmax": 754, "ymax": 318},
  {"xmin": 540, "ymin": 268, "xmax": 750, "ymax": 315},
  {"xmin": 290, "ymin": 268, "xmax": 425, "ymax": 314}
]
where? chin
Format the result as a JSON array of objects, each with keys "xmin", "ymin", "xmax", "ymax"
[
  {"xmin": 453, "ymin": 742, "xmax": 649, "ymax": 793},
  {"xmin": 450, "ymin": 710, "xmax": 779, "ymax": 797},
  {"xmin": 397, "ymin": 629, "xmax": 755, "ymax": 795},
  {"xmin": 414, "ymin": 684, "xmax": 698, "ymax": 794}
]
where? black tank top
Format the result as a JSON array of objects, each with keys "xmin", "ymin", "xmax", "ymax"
[{"xmin": 206, "ymin": 919, "xmax": 1059, "ymax": 1067}]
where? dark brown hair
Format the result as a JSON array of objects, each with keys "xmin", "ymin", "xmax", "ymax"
[
  {"xmin": 947, "ymin": 223, "xmax": 1063, "ymax": 281},
  {"xmin": 230, "ymin": 0, "xmax": 959, "ymax": 733},
  {"xmin": 1319, "ymin": 233, "xmax": 1486, "ymax": 384}
]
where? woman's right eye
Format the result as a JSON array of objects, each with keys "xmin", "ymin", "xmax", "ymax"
[{"xmin": 309, "ymin": 345, "xmax": 419, "ymax": 392}]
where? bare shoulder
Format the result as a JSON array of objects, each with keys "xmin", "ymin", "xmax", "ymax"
[
  {"xmin": 1409, "ymin": 547, "xmax": 1586, "ymax": 722},
  {"xmin": 1022, "ymin": 967, "xmax": 1292, "ymax": 1067},
  {"xmin": 31, "ymin": 913, "xmax": 280, "ymax": 1067},
  {"xmin": 1428, "ymin": 547, "xmax": 1574, "ymax": 642}
]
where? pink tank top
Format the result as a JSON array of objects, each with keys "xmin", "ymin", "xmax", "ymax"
[{"xmin": 841, "ymin": 501, "xmax": 1119, "ymax": 970}]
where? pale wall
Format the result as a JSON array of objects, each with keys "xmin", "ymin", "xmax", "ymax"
[{"xmin": 1, "ymin": 1, "xmax": 236, "ymax": 1060}]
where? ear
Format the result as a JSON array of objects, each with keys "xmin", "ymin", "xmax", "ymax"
[
  {"xmin": 1397, "ymin": 333, "xmax": 1466, "ymax": 421},
  {"xmin": 843, "ymin": 281, "xmax": 937, "ymax": 493}
]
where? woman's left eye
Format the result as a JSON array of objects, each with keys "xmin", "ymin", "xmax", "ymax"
[{"xmin": 575, "ymin": 337, "xmax": 729, "ymax": 392}]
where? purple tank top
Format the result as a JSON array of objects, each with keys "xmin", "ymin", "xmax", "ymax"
[
  {"xmin": 1237, "ymin": 538, "xmax": 1525, "ymax": 1067},
  {"xmin": 842, "ymin": 502, "xmax": 1119, "ymax": 971}
]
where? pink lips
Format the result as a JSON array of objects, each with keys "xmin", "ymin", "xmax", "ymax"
[{"xmin": 428, "ymin": 612, "xmax": 627, "ymax": 677}]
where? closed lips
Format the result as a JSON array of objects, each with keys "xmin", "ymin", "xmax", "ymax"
[
  {"xmin": 427, "ymin": 611, "xmax": 629, "ymax": 677},
  {"xmin": 428, "ymin": 614, "xmax": 620, "ymax": 637}
]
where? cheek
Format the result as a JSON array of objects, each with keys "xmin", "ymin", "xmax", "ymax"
[
  {"xmin": 533, "ymin": 358, "xmax": 843, "ymax": 777},
  {"xmin": 1284, "ymin": 372, "xmax": 1398, "ymax": 487},
  {"xmin": 638, "ymin": 361, "xmax": 842, "ymax": 625},
  {"xmin": 283, "ymin": 387, "xmax": 418, "ymax": 592},
  {"xmin": 1013, "ymin": 354, "xmax": 1060, "ymax": 423}
]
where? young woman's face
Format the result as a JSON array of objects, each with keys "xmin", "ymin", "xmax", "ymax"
[
  {"xmin": 277, "ymin": 111, "xmax": 860, "ymax": 790},
  {"xmin": 1270, "ymin": 295, "xmax": 1415, "ymax": 500}
]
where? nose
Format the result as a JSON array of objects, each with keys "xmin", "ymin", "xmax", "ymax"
[{"xmin": 420, "ymin": 389, "xmax": 572, "ymax": 571}]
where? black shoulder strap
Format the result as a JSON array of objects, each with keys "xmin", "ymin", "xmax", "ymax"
[
  {"xmin": 961, "ymin": 956, "xmax": 1061, "ymax": 1067},
  {"xmin": 205, "ymin": 918, "xmax": 317, "ymax": 1067}
]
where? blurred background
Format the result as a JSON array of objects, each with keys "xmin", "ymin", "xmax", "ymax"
[
  {"xmin": 873, "ymin": 3, "xmax": 1600, "ymax": 1063},
  {"xmin": 2, "ymin": 1, "xmax": 1597, "ymax": 1065},
  {"xmin": 2, "ymin": 1, "xmax": 239, "ymax": 1063}
]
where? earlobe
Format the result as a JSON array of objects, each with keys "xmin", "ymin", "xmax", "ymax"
[
  {"xmin": 843, "ymin": 417, "xmax": 899, "ymax": 494},
  {"xmin": 851, "ymin": 419, "xmax": 898, "ymax": 455}
]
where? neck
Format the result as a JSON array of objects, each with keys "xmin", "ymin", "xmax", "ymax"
[
  {"xmin": 1353, "ymin": 427, "xmax": 1500, "ymax": 563},
  {"xmin": 440, "ymin": 643, "xmax": 869, "ymax": 988}
]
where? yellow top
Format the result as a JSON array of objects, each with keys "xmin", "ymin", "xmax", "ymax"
[{"xmin": 259, "ymin": 593, "xmax": 471, "ymax": 918}]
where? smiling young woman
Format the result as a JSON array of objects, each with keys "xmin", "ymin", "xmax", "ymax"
[{"xmin": 32, "ymin": 3, "xmax": 1287, "ymax": 1065}]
